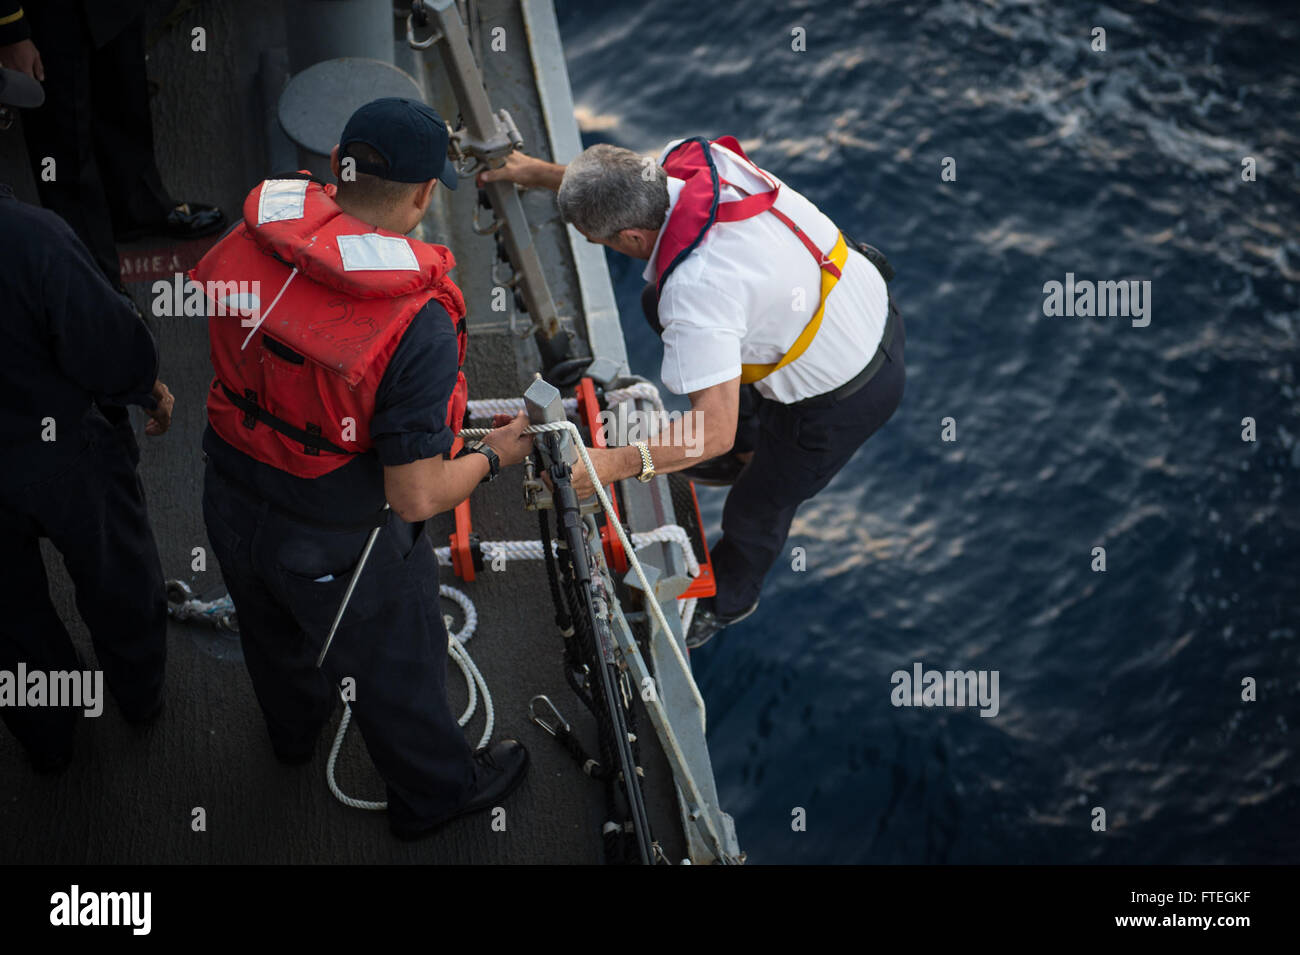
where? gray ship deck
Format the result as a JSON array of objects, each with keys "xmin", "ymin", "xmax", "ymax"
[{"xmin": 0, "ymin": 0, "xmax": 689, "ymax": 864}]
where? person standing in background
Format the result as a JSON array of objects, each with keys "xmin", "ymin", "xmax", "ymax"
[
  {"xmin": 0, "ymin": 0, "xmax": 225, "ymax": 288},
  {"xmin": 0, "ymin": 65, "xmax": 174, "ymax": 773}
]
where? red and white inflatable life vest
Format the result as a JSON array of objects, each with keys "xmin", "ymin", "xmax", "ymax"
[
  {"xmin": 653, "ymin": 136, "xmax": 848, "ymax": 384},
  {"xmin": 192, "ymin": 175, "xmax": 468, "ymax": 479}
]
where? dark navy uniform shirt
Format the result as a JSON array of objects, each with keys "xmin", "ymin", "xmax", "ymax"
[
  {"xmin": 202, "ymin": 297, "xmax": 461, "ymax": 526},
  {"xmin": 0, "ymin": 183, "xmax": 158, "ymax": 492}
]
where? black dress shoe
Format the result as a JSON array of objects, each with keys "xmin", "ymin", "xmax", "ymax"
[
  {"xmin": 680, "ymin": 452, "xmax": 750, "ymax": 487},
  {"xmin": 686, "ymin": 597, "xmax": 761, "ymax": 649},
  {"xmin": 115, "ymin": 202, "xmax": 227, "ymax": 242},
  {"xmin": 391, "ymin": 739, "xmax": 530, "ymax": 841}
]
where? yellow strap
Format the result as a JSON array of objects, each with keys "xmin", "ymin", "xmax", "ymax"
[
  {"xmin": 741, "ymin": 232, "xmax": 849, "ymax": 384},
  {"xmin": 0, "ymin": 8, "xmax": 25, "ymax": 27}
]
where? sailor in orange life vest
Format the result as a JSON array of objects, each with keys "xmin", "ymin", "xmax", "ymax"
[
  {"xmin": 193, "ymin": 98, "xmax": 534, "ymax": 839},
  {"xmin": 480, "ymin": 137, "xmax": 904, "ymax": 649}
]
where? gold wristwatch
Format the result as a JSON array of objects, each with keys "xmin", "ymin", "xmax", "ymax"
[{"xmin": 633, "ymin": 442, "xmax": 656, "ymax": 483}]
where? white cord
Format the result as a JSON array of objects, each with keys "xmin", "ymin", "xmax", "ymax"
[
  {"xmin": 603, "ymin": 381, "xmax": 665, "ymax": 413},
  {"xmin": 465, "ymin": 397, "xmax": 578, "ymax": 419},
  {"xmin": 432, "ymin": 525, "xmax": 699, "ymax": 578},
  {"xmin": 680, "ymin": 597, "xmax": 698, "ymax": 636},
  {"xmin": 328, "ymin": 402, "xmax": 707, "ymax": 811},
  {"xmin": 458, "ymin": 420, "xmax": 706, "ymax": 718},
  {"xmin": 326, "ymin": 583, "xmax": 493, "ymax": 811}
]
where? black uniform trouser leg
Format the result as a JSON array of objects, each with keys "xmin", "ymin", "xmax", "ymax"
[
  {"xmin": 19, "ymin": 11, "xmax": 171, "ymax": 284},
  {"xmin": 0, "ymin": 426, "xmax": 168, "ymax": 759},
  {"xmin": 204, "ymin": 508, "xmax": 334, "ymax": 759},
  {"xmin": 87, "ymin": 15, "xmax": 173, "ymax": 231},
  {"xmin": 709, "ymin": 306, "xmax": 907, "ymax": 617},
  {"xmin": 203, "ymin": 468, "xmax": 476, "ymax": 829},
  {"xmin": 0, "ymin": 530, "xmax": 84, "ymax": 761},
  {"xmin": 43, "ymin": 428, "xmax": 168, "ymax": 717}
]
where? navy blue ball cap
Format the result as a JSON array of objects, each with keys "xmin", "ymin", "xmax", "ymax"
[{"xmin": 338, "ymin": 97, "xmax": 457, "ymax": 190}]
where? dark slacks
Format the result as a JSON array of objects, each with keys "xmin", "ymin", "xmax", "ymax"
[
  {"xmin": 201, "ymin": 463, "xmax": 475, "ymax": 831},
  {"xmin": 0, "ymin": 418, "xmax": 168, "ymax": 762},
  {"xmin": 642, "ymin": 282, "xmax": 906, "ymax": 617},
  {"xmin": 20, "ymin": 9, "xmax": 172, "ymax": 284},
  {"xmin": 711, "ymin": 303, "xmax": 906, "ymax": 615}
]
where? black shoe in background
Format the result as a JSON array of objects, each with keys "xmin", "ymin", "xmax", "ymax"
[
  {"xmin": 115, "ymin": 202, "xmax": 226, "ymax": 242},
  {"xmin": 390, "ymin": 738, "xmax": 530, "ymax": 841}
]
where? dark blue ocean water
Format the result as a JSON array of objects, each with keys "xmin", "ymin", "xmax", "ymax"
[{"xmin": 556, "ymin": 0, "xmax": 1300, "ymax": 863}]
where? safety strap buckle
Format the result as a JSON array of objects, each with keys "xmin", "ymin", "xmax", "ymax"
[{"xmin": 241, "ymin": 389, "xmax": 258, "ymax": 429}]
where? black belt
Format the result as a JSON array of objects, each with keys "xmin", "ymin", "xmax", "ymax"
[
  {"xmin": 843, "ymin": 234, "xmax": 895, "ymax": 284},
  {"xmin": 790, "ymin": 295, "xmax": 900, "ymax": 408}
]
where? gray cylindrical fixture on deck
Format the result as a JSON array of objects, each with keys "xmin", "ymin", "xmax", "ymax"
[
  {"xmin": 278, "ymin": 0, "xmax": 418, "ymax": 176},
  {"xmin": 284, "ymin": 0, "xmax": 396, "ymax": 72}
]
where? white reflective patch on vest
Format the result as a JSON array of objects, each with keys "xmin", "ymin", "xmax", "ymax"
[
  {"xmin": 337, "ymin": 233, "xmax": 420, "ymax": 272},
  {"xmin": 257, "ymin": 179, "xmax": 309, "ymax": 225}
]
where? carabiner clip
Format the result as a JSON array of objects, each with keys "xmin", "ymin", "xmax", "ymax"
[{"xmin": 528, "ymin": 695, "xmax": 569, "ymax": 738}]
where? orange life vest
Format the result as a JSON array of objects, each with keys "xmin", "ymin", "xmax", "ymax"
[{"xmin": 192, "ymin": 174, "xmax": 467, "ymax": 478}]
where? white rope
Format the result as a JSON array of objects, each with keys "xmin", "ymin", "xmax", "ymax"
[
  {"xmin": 326, "ymin": 583, "xmax": 493, "ymax": 812},
  {"xmin": 465, "ymin": 397, "xmax": 578, "ymax": 419},
  {"xmin": 630, "ymin": 525, "xmax": 700, "ymax": 578},
  {"xmin": 167, "ymin": 592, "xmax": 236, "ymax": 625},
  {"xmin": 328, "ymin": 393, "xmax": 705, "ymax": 812},
  {"xmin": 603, "ymin": 381, "xmax": 665, "ymax": 413},
  {"xmin": 433, "ymin": 539, "xmax": 552, "ymax": 564},
  {"xmin": 458, "ymin": 420, "xmax": 707, "ymax": 718},
  {"xmin": 433, "ymin": 526, "xmax": 699, "ymax": 578},
  {"xmin": 464, "ymin": 382, "xmax": 657, "ymax": 420},
  {"xmin": 680, "ymin": 597, "xmax": 698, "ymax": 637}
]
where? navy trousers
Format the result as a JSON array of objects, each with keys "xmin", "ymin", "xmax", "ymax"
[
  {"xmin": 0, "ymin": 417, "xmax": 167, "ymax": 763},
  {"xmin": 19, "ymin": 10, "xmax": 172, "ymax": 284},
  {"xmin": 643, "ymin": 283, "xmax": 906, "ymax": 618},
  {"xmin": 710, "ymin": 302, "xmax": 906, "ymax": 615},
  {"xmin": 201, "ymin": 463, "xmax": 475, "ymax": 831}
]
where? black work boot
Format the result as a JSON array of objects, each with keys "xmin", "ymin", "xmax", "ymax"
[
  {"xmin": 391, "ymin": 739, "xmax": 530, "ymax": 841},
  {"xmin": 686, "ymin": 597, "xmax": 761, "ymax": 649}
]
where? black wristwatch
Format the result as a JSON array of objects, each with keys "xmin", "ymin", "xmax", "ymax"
[{"xmin": 457, "ymin": 441, "xmax": 500, "ymax": 483}]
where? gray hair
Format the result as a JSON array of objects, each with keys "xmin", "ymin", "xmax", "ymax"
[{"xmin": 557, "ymin": 144, "xmax": 669, "ymax": 239}]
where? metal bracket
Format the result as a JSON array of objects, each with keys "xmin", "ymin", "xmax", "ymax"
[
  {"xmin": 408, "ymin": 0, "xmax": 573, "ymax": 372},
  {"xmin": 449, "ymin": 108, "xmax": 524, "ymax": 180},
  {"xmin": 405, "ymin": 0, "xmax": 444, "ymax": 49},
  {"xmin": 606, "ymin": 556, "xmax": 743, "ymax": 864},
  {"xmin": 520, "ymin": 377, "xmax": 601, "ymax": 516}
]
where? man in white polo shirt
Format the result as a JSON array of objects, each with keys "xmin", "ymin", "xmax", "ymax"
[{"xmin": 481, "ymin": 136, "xmax": 904, "ymax": 647}]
